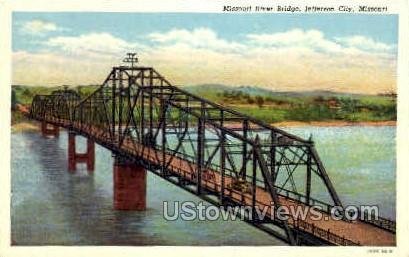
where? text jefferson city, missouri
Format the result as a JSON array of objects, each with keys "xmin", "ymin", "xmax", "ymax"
[{"xmin": 223, "ymin": 5, "xmax": 388, "ymax": 13}]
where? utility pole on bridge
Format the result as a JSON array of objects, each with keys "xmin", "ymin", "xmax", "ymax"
[{"xmin": 123, "ymin": 52, "xmax": 138, "ymax": 68}]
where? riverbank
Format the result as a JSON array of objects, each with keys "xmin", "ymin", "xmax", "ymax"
[
  {"xmin": 11, "ymin": 121, "xmax": 39, "ymax": 133},
  {"xmin": 271, "ymin": 120, "xmax": 396, "ymax": 128},
  {"xmin": 11, "ymin": 120, "xmax": 396, "ymax": 133}
]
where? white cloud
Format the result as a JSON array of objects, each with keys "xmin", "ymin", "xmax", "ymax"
[
  {"xmin": 148, "ymin": 28, "xmax": 245, "ymax": 53},
  {"xmin": 13, "ymin": 50, "xmax": 114, "ymax": 86},
  {"xmin": 335, "ymin": 35, "xmax": 395, "ymax": 52},
  {"xmin": 13, "ymin": 28, "xmax": 397, "ymax": 94},
  {"xmin": 44, "ymin": 33, "xmax": 142, "ymax": 57},
  {"xmin": 247, "ymin": 29, "xmax": 396, "ymax": 56},
  {"xmin": 20, "ymin": 19, "xmax": 60, "ymax": 36},
  {"xmin": 247, "ymin": 29, "xmax": 343, "ymax": 53}
]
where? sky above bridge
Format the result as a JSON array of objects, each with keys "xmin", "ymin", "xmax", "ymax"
[{"xmin": 12, "ymin": 12, "xmax": 397, "ymax": 94}]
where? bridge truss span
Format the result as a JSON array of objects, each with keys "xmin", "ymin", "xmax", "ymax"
[{"xmin": 28, "ymin": 55, "xmax": 396, "ymax": 246}]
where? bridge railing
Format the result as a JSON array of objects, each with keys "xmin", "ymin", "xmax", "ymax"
[
  {"xmin": 363, "ymin": 214, "xmax": 396, "ymax": 233},
  {"xmin": 348, "ymin": 209, "xmax": 396, "ymax": 233},
  {"xmin": 295, "ymin": 219, "xmax": 360, "ymax": 246},
  {"xmin": 165, "ymin": 147, "xmax": 336, "ymax": 210},
  {"xmin": 165, "ymin": 159, "xmax": 361, "ymax": 246},
  {"xmin": 168, "ymin": 147, "xmax": 337, "ymax": 213}
]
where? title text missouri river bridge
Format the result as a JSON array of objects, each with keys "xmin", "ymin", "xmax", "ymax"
[{"xmin": 25, "ymin": 53, "xmax": 396, "ymax": 246}]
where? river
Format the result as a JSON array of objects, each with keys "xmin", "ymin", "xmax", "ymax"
[{"xmin": 11, "ymin": 126, "xmax": 395, "ymax": 245}]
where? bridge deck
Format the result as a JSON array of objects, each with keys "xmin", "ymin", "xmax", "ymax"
[{"xmin": 59, "ymin": 121, "xmax": 394, "ymax": 246}]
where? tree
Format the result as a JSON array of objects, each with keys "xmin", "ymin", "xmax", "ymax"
[
  {"xmin": 222, "ymin": 90, "xmax": 231, "ymax": 99},
  {"xmin": 255, "ymin": 96, "xmax": 264, "ymax": 108},
  {"xmin": 11, "ymin": 89, "xmax": 17, "ymax": 110},
  {"xmin": 77, "ymin": 85, "xmax": 84, "ymax": 97}
]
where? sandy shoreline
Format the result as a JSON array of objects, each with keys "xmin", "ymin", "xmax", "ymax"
[
  {"xmin": 11, "ymin": 120, "xmax": 396, "ymax": 133},
  {"xmin": 270, "ymin": 120, "xmax": 396, "ymax": 128},
  {"xmin": 11, "ymin": 122, "xmax": 40, "ymax": 133}
]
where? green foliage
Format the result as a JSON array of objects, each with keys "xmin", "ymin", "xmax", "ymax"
[
  {"xmin": 11, "ymin": 110, "xmax": 28, "ymax": 124},
  {"xmin": 289, "ymin": 104, "xmax": 337, "ymax": 121},
  {"xmin": 226, "ymin": 93, "xmax": 396, "ymax": 122},
  {"xmin": 11, "ymin": 85, "xmax": 397, "ymax": 123},
  {"xmin": 255, "ymin": 96, "xmax": 264, "ymax": 108},
  {"xmin": 233, "ymin": 106, "xmax": 289, "ymax": 123},
  {"xmin": 77, "ymin": 85, "xmax": 100, "ymax": 98},
  {"xmin": 11, "ymin": 89, "xmax": 18, "ymax": 110},
  {"xmin": 11, "ymin": 85, "xmax": 99, "ymax": 106}
]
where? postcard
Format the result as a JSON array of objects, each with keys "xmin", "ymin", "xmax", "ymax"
[{"xmin": 1, "ymin": 0, "xmax": 408, "ymax": 256}]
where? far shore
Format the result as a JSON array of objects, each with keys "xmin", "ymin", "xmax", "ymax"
[
  {"xmin": 11, "ymin": 120, "xmax": 396, "ymax": 133},
  {"xmin": 270, "ymin": 120, "xmax": 396, "ymax": 128},
  {"xmin": 11, "ymin": 121, "xmax": 40, "ymax": 133}
]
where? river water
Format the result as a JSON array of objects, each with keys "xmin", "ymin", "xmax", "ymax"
[{"xmin": 11, "ymin": 126, "xmax": 395, "ymax": 245}]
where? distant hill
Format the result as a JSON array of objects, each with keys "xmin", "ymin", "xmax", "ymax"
[
  {"xmin": 181, "ymin": 84, "xmax": 371, "ymax": 98},
  {"xmin": 12, "ymin": 83, "xmax": 377, "ymax": 98},
  {"xmin": 11, "ymin": 83, "xmax": 396, "ymax": 123}
]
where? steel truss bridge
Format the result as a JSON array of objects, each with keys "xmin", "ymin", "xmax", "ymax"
[{"xmin": 27, "ymin": 55, "xmax": 395, "ymax": 246}]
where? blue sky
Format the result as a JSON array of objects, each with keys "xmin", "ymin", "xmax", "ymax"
[
  {"xmin": 12, "ymin": 12, "xmax": 398, "ymax": 93},
  {"xmin": 13, "ymin": 13, "xmax": 398, "ymax": 50}
]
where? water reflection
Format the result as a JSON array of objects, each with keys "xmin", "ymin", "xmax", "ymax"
[{"xmin": 12, "ymin": 131, "xmax": 281, "ymax": 245}]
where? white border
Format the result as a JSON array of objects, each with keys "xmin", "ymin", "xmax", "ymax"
[
  {"xmin": 6, "ymin": 0, "xmax": 404, "ymax": 13},
  {"xmin": 1, "ymin": 0, "xmax": 408, "ymax": 256}
]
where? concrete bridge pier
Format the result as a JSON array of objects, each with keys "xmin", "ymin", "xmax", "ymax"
[
  {"xmin": 41, "ymin": 121, "xmax": 59, "ymax": 137},
  {"xmin": 68, "ymin": 131, "xmax": 95, "ymax": 171},
  {"xmin": 113, "ymin": 156, "xmax": 146, "ymax": 211}
]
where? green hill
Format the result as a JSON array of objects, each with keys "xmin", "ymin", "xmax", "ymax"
[{"xmin": 12, "ymin": 84, "xmax": 396, "ymax": 123}]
